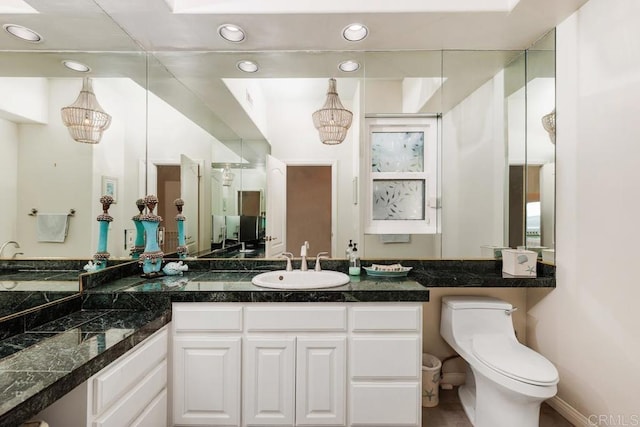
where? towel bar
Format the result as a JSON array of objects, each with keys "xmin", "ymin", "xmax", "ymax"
[{"xmin": 28, "ymin": 208, "xmax": 76, "ymax": 217}]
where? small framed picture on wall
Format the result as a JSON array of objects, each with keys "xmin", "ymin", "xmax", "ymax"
[{"xmin": 101, "ymin": 176, "xmax": 118, "ymax": 204}]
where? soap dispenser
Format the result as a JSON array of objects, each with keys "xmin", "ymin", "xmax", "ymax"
[
  {"xmin": 345, "ymin": 239, "xmax": 353, "ymax": 259},
  {"xmin": 349, "ymin": 243, "xmax": 361, "ymax": 276}
]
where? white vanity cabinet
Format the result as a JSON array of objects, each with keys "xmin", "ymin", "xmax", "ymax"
[
  {"xmin": 171, "ymin": 302, "xmax": 422, "ymax": 427},
  {"xmin": 35, "ymin": 325, "xmax": 169, "ymax": 427}
]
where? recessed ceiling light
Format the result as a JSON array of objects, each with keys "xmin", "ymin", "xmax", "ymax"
[
  {"xmin": 342, "ymin": 23, "xmax": 368, "ymax": 42},
  {"xmin": 62, "ymin": 60, "xmax": 91, "ymax": 73},
  {"xmin": 218, "ymin": 24, "xmax": 246, "ymax": 43},
  {"xmin": 338, "ymin": 60, "xmax": 360, "ymax": 72},
  {"xmin": 237, "ymin": 60, "xmax": 258, "ymax": 73},
  {"xmin": 3, "ymin": 24, "xmax": 42, "ymax": 43}
]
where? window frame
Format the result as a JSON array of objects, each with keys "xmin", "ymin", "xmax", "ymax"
[{"xmin": 364, "ymin": 116, "xmax": 438, "ymax": 235}]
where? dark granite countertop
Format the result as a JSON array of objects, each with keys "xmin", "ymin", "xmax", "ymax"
[
  {"xmin": 82, "ymin": 269, "xmax": 430, "ymax": 311},
  {"xmin": 0, "ymin": 266, "xmax": 429, "ymax": 426}
]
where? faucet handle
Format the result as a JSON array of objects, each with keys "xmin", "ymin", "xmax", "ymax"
[
  {"xmin": 314, "ymin": 252, "xmax": 329, "ymax": 271},
  {"xmin": 281, "ymin": 252, "xmax": 294, "ymax": 271}
]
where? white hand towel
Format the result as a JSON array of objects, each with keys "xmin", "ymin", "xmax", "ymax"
[{"xmin": 37, "ymin": 214, "xmax": 69, "ymax": 243}]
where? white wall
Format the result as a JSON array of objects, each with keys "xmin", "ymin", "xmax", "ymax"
[
  {"xmin": 17, "ymin": 79, "xmax": 95, "ymax": 258},
  {"xmin": 11, "ymin": 77, "xmax": 215, "ymax": 258},
  {"xmin": 268, "ymin": 83, "xmax": 359, "ymax": 257},
  {"xmin": 90, "ymin": 78, "xmax": 147, "ymax": 258},
  {"xmin": 0, "ymin": 84, "xmax": 42, "ymax": 253},
  {"xmin": 147, "ymin": 90, "xmax": 215, "ymax": 253},
  {"xmin": 0, "ymin": 77, "xmax": 48, "ymax": 124},
  {"xmin": 14, "ymin": 78, "xmax": 147, "ymax": 259},
  {"xmin": 0, "ymin": 118, "xmax": 19, "ymax": 249},
  {"xmin": 529, "ymin": 0, "xmax": 640, "ymax": 421},
  {"xmin": 441, "ymin": 71, "xmax": 506, "ymax": 258},
  {"xmin": 508, "ymin": 78, "xmax": 556, "ymax": 165}
]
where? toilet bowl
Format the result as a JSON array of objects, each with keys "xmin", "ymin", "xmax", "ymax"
[{"xmin": 440, "ymin": 296, "xmax": 558, "ymax": 427}]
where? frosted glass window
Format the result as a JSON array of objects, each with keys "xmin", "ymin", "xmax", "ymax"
[
  {"xmin": 372, "ymin": 180, "xmax": 425, "ymax": 220},
  {"xmin": 365, "ymin": 116, "xmax": 437, "ymax": 235},
  {"xmin": 371, "ymin": 131, "xmax": 424, "ymax": 172}
]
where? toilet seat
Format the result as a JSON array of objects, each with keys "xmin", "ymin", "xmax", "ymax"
[{"xmin": 472, "ymin": 334, "xmax": 559, "ymax": 386}]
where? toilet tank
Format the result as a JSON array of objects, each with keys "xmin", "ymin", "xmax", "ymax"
[{"xmin": 440, "ymin": 296, "xmax": 517, "ymax": 345}]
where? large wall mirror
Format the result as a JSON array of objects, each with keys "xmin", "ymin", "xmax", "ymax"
[
  {"xmin": 0, "ymin": 32, "xmax": 556, "ymax": 319},
  {"xmin": 0, "ymin": 36, "xmax": 556, "ymax": 263},
  {"xmin": 143, "ymin": 41, "xmax": 555, "ymax": 261},
  {"xmin": 505, "ymin": 31, "xmax": 556, "ymax": 258},
  {"xmin": 0, "ymin": 51, "xmax": 148, "ymax": 260}
]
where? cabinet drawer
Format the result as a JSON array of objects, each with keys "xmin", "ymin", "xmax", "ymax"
[
  {"xmin": 93, "ymin": 360, "xmax": 167, "ymax": 427},
  {"xmin": 350, "ymin": 337, "xmax": 420, "ymax": 379},
  {"xmin": 245, "ymin": 306, "xmax": 347, "ymax": 331},
  {"xmin": 173, "ymin": 303, "xmax": 243, "ymax": 332},
  {"xmin": 92, "ymin": 328, "xmax": 168, "ymax": 416},
  {"xmin": 131, "ymin": 388, "xmax": 167, "ymax": 427},
  {"xmin": 351, "ymin": 305, "xmax": 421, "ymax": 332},
  {"xmin": 350, "ymin": 383, "xmax": 420, "ymax": 426}
]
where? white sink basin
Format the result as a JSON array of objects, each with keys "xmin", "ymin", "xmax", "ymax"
[{"xmin": 251, "ymin": 270, "xmax": 350, "ymax": 290}]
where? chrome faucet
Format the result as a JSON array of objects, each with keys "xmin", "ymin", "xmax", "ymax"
[
  {"xmin": 281, "ymin": 252, "xmax": 294, "ymax": 271},
  {"xmin": 315, "ymin": 252, "xmax": 329, "ymax": 271},
  {"xmin": 0, "ymin": 241, "xmax": 20, "ymax": 258},
  {"xmin": 300, "ymin": 241, "xmax": 309, "ymax": 271}
]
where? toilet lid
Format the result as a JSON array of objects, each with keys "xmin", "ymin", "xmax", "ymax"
[{"xmin": 472, "ymin": 334, "xmax": 559, "ymax": 386}]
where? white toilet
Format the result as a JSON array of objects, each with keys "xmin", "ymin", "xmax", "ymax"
[{"xmin": 440, "ymin": 296, "xmax": 559, "ymax": 427}]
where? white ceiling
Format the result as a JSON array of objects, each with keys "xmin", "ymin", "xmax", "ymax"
[
  {"xmin": 0, "ymin": 0, "xmax": 587, "ymax": 51},
  {"xmin": 0, "ymin": 0, "xmax": 586, "ymax": 161},
  {"xmin": 164, "ymin": 0, "xmax": 523, "ymax": 14}
]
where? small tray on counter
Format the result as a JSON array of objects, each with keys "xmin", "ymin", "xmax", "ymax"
[{"xmin": 363, "ymin": 264, "xmax": 412, "ymax": 277}]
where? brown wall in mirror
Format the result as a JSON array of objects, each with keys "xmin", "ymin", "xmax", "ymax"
[
  {"xmin": 287, "ymin": 166, "xmax": 332, "ymax": 258},
  {"xmin": 157, "ymin": 165, "xmax": 181, "ymax": 254}
]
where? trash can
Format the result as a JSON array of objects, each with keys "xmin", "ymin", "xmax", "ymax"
[{"xmin": 422, "ymin": 353, "xmax": 442, "ymax": 407}]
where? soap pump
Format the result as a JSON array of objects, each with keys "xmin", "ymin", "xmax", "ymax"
[
  {"xmin": 349, "ymin": 243, "xmax": 361, "ymax": 276},
  {"xmin": 345, "ymin": 239, "xmax": 353, "ymax": 259}
]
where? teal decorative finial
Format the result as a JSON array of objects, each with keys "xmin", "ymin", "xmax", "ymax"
[
  {"xmin": 91, "ymin": 195, "xmax": 114, "ymax": 271},
  {"xmin": 174, "ymin": 198, "xmax": 188, "ymax": 259},
  {"xmin": 139, "ymin": 195, "xmax": 164, "ymax": 278},
  {"xmin": 130, "ymin": 198, "xmax": 146, "ymax": 260}
]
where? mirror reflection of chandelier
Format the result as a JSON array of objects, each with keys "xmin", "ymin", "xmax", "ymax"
[
  {"xmin": 541, "ymin": 109, "xmax": 556, "ymax": 144},
  {"xmin": 222, "ymin": 165, "xmax": 234, "ymax": 186},
  {"xmin": 312, "ymin": 78, "xmax": 353, "ymax": 145},
  {"xmin": 61, "ymin": 77, "xmax": 112, "ymax": 144}
]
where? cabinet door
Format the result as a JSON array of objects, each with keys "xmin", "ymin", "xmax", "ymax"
[
  {"xmin": 295, "ymin": 337, "xmax": 346, "ymax": 426},
  {"xmin": 173, "ymin": 336, "xmax": 241, "ymax": 426},
  {"xmin": 243, "ymin": 337, "xmax": 295, "ymax": 426}
]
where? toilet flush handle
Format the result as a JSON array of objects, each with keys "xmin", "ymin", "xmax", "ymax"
[{"xmin": 505, "ymin": 307, "xmax": 518, "ymax": 315}]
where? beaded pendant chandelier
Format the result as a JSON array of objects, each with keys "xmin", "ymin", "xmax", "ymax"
[
  {"xmin": 222, "ymin": 165, "xmax": 235, "ymax": 186},
  {"xmin": 312, "ymin": 78, "xmax": 353, "ymax": 145},
  {"xmin": 61, "ymin": 77, "xmax": 112, "ymax": 144},
  {"xmin": 541, "ymin": 109, "xmax": 556, "ymax": 144}
]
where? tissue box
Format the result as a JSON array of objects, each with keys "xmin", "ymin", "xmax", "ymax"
[
  {"xmin": 501, "ymin": 249, "xmax": 537, "ymax": 278},
  {"xmin": 481, "ymin": 245, "xmax": 510, "ymax": 259}
]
